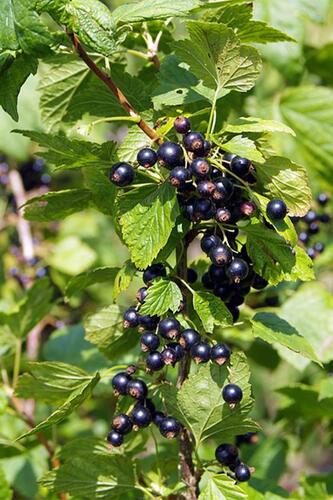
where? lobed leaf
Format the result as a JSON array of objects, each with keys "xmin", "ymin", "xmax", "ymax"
[
  {"xmin": 23, "ymin": 189, "xmax": 92, "ymax": 222},
  {"xmin": 140, "ymin": 278, "xmax": 183, "ymax": 316},
  {"xmin": 65, "ymin": 266, "xmax": 120, "ymax": 298},
  {"xmin": 193, "ymin": 291, "xmax": 232, "ymax": 331}
]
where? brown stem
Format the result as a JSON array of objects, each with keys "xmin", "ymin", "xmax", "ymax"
[{"xmin": 68, "ymin": 32, "xmax": 162, "ymax": 144}]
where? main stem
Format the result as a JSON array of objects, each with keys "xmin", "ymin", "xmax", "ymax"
[{"xmin": 176, "ymin": 244, "xmax": 198, "ymax": 500}]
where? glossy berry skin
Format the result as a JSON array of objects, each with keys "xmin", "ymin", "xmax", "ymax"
[
  {"xmin": 110, "ymin": 162, "xmax": 135, "ymax": 187},
  {"xmin": 127, "ymin": 379, "xmax": 148, "ymax": 400},
  {"xmin": 239, "ymin": 200, "xmax": 256, "ymax": 217},
  {"xmin": 169, "ymin": 166, "xmax": 191, "ymax": 188},
  {"xmin": 161, "ymin": 347, "xmax": 177, "ymax": 366},
  {"xmin": 138, "ymin": 315, "xmax": 159, "ymax": 331},
  {"xmin": 202, "ymin": 272, "xmax": 214, "ymax": 290},
  {"xmin": 314, "ymin": 242, "xmax": 325, "ymax": 253},
  {"xmin": 112, "ymin": 413, "xmax": 133, "ymax": 435},
  {"xmin": 123, "ymin": 307, "xmax": 139, "ymax": 328},
  {"xmin": 153, "ymin": 411, "xmax": 166, "ymax": 426},
  {"xmin": 320, "ymin": 213, "xmax": 330, "ymax": 223},
  {"xmin": 194, "ymin": 198, "xmax": 216, "ymax": 221},
  {"xmin": 226, "ymin": 258, "xmax": 249, "ymax": 284},
  {"xmin": 187, "ymin": 268, "xmax": 198, "ymax": 283},
  {"xmin": 131, "ymin": 406, "xmax": 152, "ymax": 428},
  {"xmin": 317, "ymin": 192, "xmax": 330, "ymax": 206},
  {"xmin": 158, "ymin": 317, "xmax": 181, "ymax": 340},
  {"xmin": 182, "ymin": 197, "xmax": 196, "ymax": 221},
  {"xmin": 107, "ymin": 430, "xmax": 123, "ymax": 447},
  {"xmin": 210, "ymin": 244, "xmax": 233, "ymax": 266},
  {"xmin": 303, "ymin": 210, "xmax": 317, "ymax": 224},
  {"xmin": 167, "ymin": 342, "xmax": 185, "ymax": 361},
  {"xmin": 212, "ymin": 177, "xmax": 234, "ymax": 202},
  {"xmin": 137, "ymin": 148, "xmax": 157, "ymax": 168},
  {"xmin": 214, "ymin": 284, "xmax": 234, "ymax": 301},
  {"xmin": 211, "ymin": 343, "xmax": 231, "ymax": 366},
  {"xmin": 298, "ymin": 231, "xmax": 309, "ymax": 244},
  {"xmin": 222, "ymin": 384, "xmax": 243, "ymax": 406},
  {"xmin": 174, "ymin": 116, "xmax": 191, "ymax": 134},
  {"xmin": 146, "ymin": 351, "xmax": 165, "ymax": 371},
  {"xmin": 308, "ymin": 222, "xmax": 319, "ymax": 234},
  {"xmin": 230, "ymin": 156, "xmax": 251, "ymax": 178},
  {"xmin": 211, "ymin": 167, "xmax": 221, "ymax": 179},
  {"xmin": 112, "ymin": 372, "xmax": 131, "ymax": 395},
  {"xmin": 158, "ymin": 141, "xmax": 183, "ymax": 167},
  {"xmin": 140, "ymin": 332, "xmax": 160, "ymax": 352},
  {"xmin": 201, "ymin": 234, "xmax": 222, "ymax": 254},
  {"xmin": 159, "ymin": 417, "xmax": 181, "ymax": 439},
  {"xmin": 136, "ymin": 287, "xmax": 148, "ymax": 304},
  {"xmin": 197, "ymin": 180, "xmax": 215, "ymax": 198},
  {"xmin": 252, "ymin": 274, "xmax": 268, "ymax": 290},
  {"xmin": 209, "ymin": 264, "xmax": 227, "ymax": 283},
  {"xmin": 179, "ymin": 329, "xmax": 201, "ymax": 350},
  {"xmin": 235, "ymin": 463, "xmax": 251, "ymax": 482},
  {"xmin": 183, "ymin": 131, "xmax": 205, "ymax": 153},
  {"xmin": 190, "ymin": 158, "xmax": 211, "ymax": 179},
  {"xmin": 190, "ymin": 342, "xmax": 211, "ymax": 364},
  {"xmin": 307, "ymin": 247, "xmax": 316, "ymax": 259},
  {"xmin": 216, "ymin": 207, "xmax": 232, "ymax": 223},
  {"xmin": 143, "ymin": 263, "xmax": 166, "ymax": 285},
  {"xmin": 215, "ymin": 443, "xmax": 239, "ymax": 466},
  {"xmin": 222, "ymin": 152, "xmax": 236, "ymax": 165},
  {"xmin": 266, "ymin": 199, "xmax": 287, "ymax": 220}
]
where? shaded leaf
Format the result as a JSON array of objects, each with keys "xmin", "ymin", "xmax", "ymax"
[
  {"xmin": 24, "ymin": 189, "xmax": 92, "ymax": 222},
  {"xmin": 66, "ymin": 267, "xmax": 119, "ymax": 298}
]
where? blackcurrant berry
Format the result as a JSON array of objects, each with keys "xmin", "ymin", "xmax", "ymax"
[
  {"xmin": 222, "ymin": 383, "xmax": 243, "ymax": 406},
  {"xmin": 201, "ymin": 233, "xmax": 222, "ymax": 254},
  {"xmin": 112, "ymin": 372, "xmax": 131, "ymax": 395},
  {"xmin": 110, "ymin": 162, "xmax": 135, "ymax": 187},
  {"xmin": 211, "ymin": 343, "xmax": 231, "ymax": 366},
  {"xmin": 202, "ymin": 272, "xmax": 214, "ymax": 290},
  {"xmin": 236, "ymin": 432, "xmax": 258, "ymax": 446},
  {"xmin": 158, "ymin": 142, "xmax": 183, "ymax": 167},
  {"xmin": 266, "ymin": 199, "xmax": 287, "ymax": 220},
  {"xmin": 112, "ymin": 413, "xmax": 133, "ymax": 434},
  {"xmin": 319, "ymin": 213, "xmax": 330, "ymax": 223},
  {"xmin": 174, "ymin": 116, "xmax": 191, "ymax": 134},
  {"xmin": 183, "ymin": 131, "xmax": 205, "ymax": 153},
  {"xmin": 307, "ymin": 247, "xmax": 316, "ymax": 259},
  {"xmin": 235, "ymin": 463, "xmax": 251, "ymax": 482},
  {"xmin": 159, "ymin": 417, "xmax": 181, "ymax": 439},
  {"xmin": 179, "ymin": 329, "xmax": 201, "ymax": 350},
  {"xmin": 182, "ymin": 197, "xmax": 196, "ymax": 221},
  {"xmin": 197, "ymin": 180, "xmax": 215, "ymax": 198},
  {"xmin": 158, "ymin": 317, "xmax": 181, "ymax": 340},
  {"xmin": 187, "ymin": 268, "xmax": 198, "ymax": 283},
  {"xmin": 226, "ymin": 259, "xmax": 249, "ymax": 284},
  {"xmin": 317, "ymin": 193, "xmax": 330, "ymax": 206},
  {"xmin": 107, "ymin": 430, "xmax": 123, "ymax": 447},
  {"xmin": 167, "ymin": 342, "xmax": 185, "ymax": 360},
  {"xmin": 190, "ymin": 342, "xmax": 211, "ymax": 364},
  {"xmin": 222, "ymin": 153, "xmax": 236, "ymax": 165},
  {"xmin": 131, "ymin": 405, "xmax": 152, "ymax": 428},
  {"xmin": 194, "ymin": 198, "xmax": 216, "ymax": 221},
  {"xmin": 211, "ymin": 167, "xmax": 221, "ymax": 179},
  {"xmin": 161, "ymin": 347, "xmax": 177, "ymax": 366},
  {"xmin": 314, "ymin": 242, "xmax": 324, "ymax": 253},
  {"xmin": 137, "ymin": 148, "xmax": 157, "ymax": 168},
  {"xmin": 252, "ymin": 274, "xmax": 268, "ymax": 290},
  {"xmin": 212, "ymin": 177, "xmax": 234, "ymax": 202},
  {"xmin": 153, "ymin": 411, "xmax": 165, "ymax": 427},
  {"xmin": 143, "ymin": 263, "xmax": 166, "ymax": 284},
  {"xmin": 138, "ymin": 314, "xmax": 160, "ymax": 331},
  {"xmin": 123, "ymin": 307, "xmax": 139, "ymax": 328},
  {"xmin": 214, "ymin": 284, "xmax": 234, "ymax": 301},
  {"xmin": 308, "ymin": 222, "xmax": 319, "ymax": 234},
  {"xmin": 146, "ymin": 351, "xmax": 165, "ymax": 371},
  {"xmin": 210, "ymin": 244, "xmax": 233, "ymax": 266},
  {"xmin": 303, "ymin": 210, "xmax": 317, "ymax": 224},
  {"xmin": 140, "ymin": 332, "xmax": 160, "ymax": 352},
  {"xmin": 209, "ymin": 264, "xmax": 228, "ymax": 284},
  {"xmin": 230, "ymin": 157, "xmax": 251, "ymax": 178},
  {"xmin": 215, "ymin": 443, "xmax": 239, "ymax": 466},
  {"xmin": 169, "ymin": 166, "xmax": 191, "ymax": 188},
  {"xmin": 190, "ymin": 158, "xmax": 211, "ymax": 179},
  {"xmin": 127, "ymin": 379, "xmax": 148, "ymax": 399},
  {"xmin": 216, "ymin": 207, "xmax": 232, "ymax": 223},
  {"xmin": 228, "ymin": 294, "xmax": 245, "ymax": 308},
  {"xmin": 136, "ymin": 287, "xmax": 148, "ymax": 304},
  {"xmin": 239, "ymin": 200, "xmax": 256, "ymax": 217},
  {"xmin": 298, "ymin": 232, "xmax": 309, "ymax": 244}
]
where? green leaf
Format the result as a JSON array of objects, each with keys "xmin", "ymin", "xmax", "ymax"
[
  {"xmin": 176, "ymin": 21, "xmax": 262, "ymax": 92},
  {"xmin": 140, "ymin": 278, "xmax": 182, "ymax": 316},
  {"xmin": 251, "ymin": 313, "xmax": 320, "ymax": 364},
  {"xmin": 277, "ymin": 384, "xmax": 333, "ymax": 421},
  {"xmin": 116, "ymin": 125, "xmax": 151, "ymax": 163},
  {"xmin": 223, "ymin": 117, "xmax": 295, "ymax": 136},
  {"xmin": 119, "ymin": 183, "xmax": 179, "ymax": 269},
  {"xmin": 18, "ymin": 371, "xmax": 100, "ymax": 439},
  {"xmin": 0, "ymin": 467, "xmax": 12, "ymax": 500},
  {"xmin": 15, "ymin": 361, "xmax": 93, "ymax": 404},
  {"xmin": 255, "ymin": 156, "xmax": 312, "ymax": 217},
  {"xmin": 0, "ymin": 53, "xmax": 37, "ymax": 121},
  {"xmin": 65, "ymin": 267, "xmax": 119, "ymax": 298},
  {"xmin": 193, "ymin": 291, "xmax": 232, "ymax": 331},
  {"xmin": 23, "ymin": 189, "xmax": 92, "ymax": 222},
  {"xmin": 280, "ymin": 246, "xmax": 314, "ymax": 282},
  {"xmin": 82, "ymin": 168, "xmax": 117, "ymax": 215},
  {"xmin": 112, "ymin": 0, "xmax": 202, "ymax": 24},
  {"xmin": 112, "ymin": 261, "xmax": 137, "ymax": 301},
  {"xmin": 243, "ymin": 222, "xmax": 296, "ymax": 285},
  {"xmin": 318, "ymin": 378, "xmax": 333, "ymax": 401},
  {"xmin": 199, "ymin": 470, "xmax": 246, "ymax": 499},
  {"xmin": 162, "ymin": 352, "xmax": 258, "ymax": 445},
  {"xmin": 218, "ymin": 135, "xmax": 265, "ymax": 163},
  {"xmin": 48, "ymin": 236, "xmax": 97, "ymax": 275},
  {"xmin": 84, "ymin": 305, "xmax": 137, "ymax": 360},
  {"xmin": 14, "ymin": 130, "xmax": 116, "ymax": 171}
]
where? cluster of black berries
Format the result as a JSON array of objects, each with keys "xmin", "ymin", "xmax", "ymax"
[
  {"xmin": 215, "ymin": 443, "xmax": 252, "ymax": 482},
  {"xmin": 19, "ymin": 158, "xmax": 51, "ymax": 191},
  {"xmin": 292, "ymin": 193, "xmax": 330, "ymax": 259},
  {"xmin": 109, "ymin": 366, "xmax": 181, "ymax": 447}
]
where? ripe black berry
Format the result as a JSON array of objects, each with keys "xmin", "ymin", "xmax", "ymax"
[
  {"xmin": 307, "ymin": 247, "xmax": 316, "ymax": 259},
  {"xmin": 146, "ymin": 351, "xmax": 165, "ymax": 371},
  {"xmin": 127, "ymin": 379, "xmax": 148, "ymax": 399},
  {"xmin": 212, "ymin": 177, "xmax": 234, "ymax": 202},
  {"xmin": 190, "ymin": 342, "xmax": 211, "ymax": 364},
  {"xmin": 214, "ymin": 284, "xmax": 234, "ymax": 301},
  {"xmin": 137, "ymin": 148, "xmax": 157, "ymax": 168},
  {"xmin": 319, "ymin": 213, "xmax": 330, "ymax": 223},
  {"xmin": 216, "ymin": 207, "xmax": 232, "ymax": 223},
  {"xmin": 161, "ymin": 347, "xmax": 177, "ymax": 366},
  {"xmin": 131, "ymin": 405, "xmax": 152, "ymax": 428},
  {"xmin": 138, "ymin": 314, "xmax": 160, "ymax": 331},
  {"xmin": 317, "ymin": 193, "xmax": 330, "ymax": 206},
  {"xmin": 143, "ymin": 263, "xmax": 166, "ymax": 284},
  {"xmin": 215, "ymin": 443, "xmax": 239, "ymax": 466},
  {"xmin": 228, "ymin": 294, "xmax": 245, "ymax": 308},
  {"xmin": 202, "ymin": 272, "xmax": 214, "ymax": 289},
  {"xmin": 194, "ymin": 198, "xmax": 216, "ymax": 221},
  {"xmin": 174, "ymin": 116, "xmax": 191, "ymax": 134},
  {"xmin": 153, "ymin": 411, "xmax": 165, "ymax": 427},
  {"xmin": 158, "ymin": 142, "xmax": 183, "ymax": 167},
  {"xmin": 190, "ymin": 158, "xmax": 211, "ymax": 179},
  {"xmin": 308, "ymin": 222, "xmax": 319, "ymax": 234},
  {"xmin": 110, "ymin": 162, "xmax": 135, "ymax": 187},
  {"xmin": 226, "ymin": 259, "xmax": 249, "ymax": 284},
  {"xmin": 183, "ymin": 197, "xmax": 196, "ymax": 221},
  {"xmin": 230, "ymin": 157, "xmax": 251, "ymax": 178},
  {"xmin": 123, "ymin": 307, "xmax": 139, "ymax": 328},
  {"xmin": 298, "ymin": 232, "xmax": 309, "ymax": 244},
  {"xmin": 235, "ymin": 463, "xmax": 251, "ymax": 482},
  {"xmin": 107, "ymin": 430, "xmax": 123, "ymax": 447},
  {"xmin": 112, "ymin": 372, "xmax": 131, "ymax": 395},
  {"xmin": 314, "ymin": 242, "xmax": 324, "ymax": 253},
  {"xmin": 210, "ymin": 244, "xmax": 233, "ymax": 266},
  {"xmin": 187, "ymin": 268, "xmax": 198, "ymax": 283},
  {"xmin": 183, "ymin": 131, "xmax": 205, "ymax": 153},
  {"xmin": 169, "ymin": 166, "xmax": 191, "ymax": 188},
  {"xmin": 197, "ymin": 180, "xmax": 216, "ymax": 198},
  {"xmin": 209, "ymin": 264, "xmax": 228, "ymax": 283},
  {"xmin": 252, "ymin": 274, "xmax": 268, "ymax": 290},
  {"xmin": 167, "ymin": 342, "xmax": 185, "ymax": 360},
  {"xmin": 222, "ymin": 383, "xmax": 243, "ymax": 407},
  {"xmin": 266, "ymin": 199, "xmax": 287, "ymax": 221},
  {"xmin": 136, "ymin": 287, "xmax": 148, "ymax": 304},
  {"xmin": 239, "ymin": 200, "xmax": 256, "ymax": 217},
  {"xmin": 222, "ymin": 152, "xmax": 236, "ymax": 165},
  {"xmin": 140, "ymin": 332, "xmax": 160, "ymax": 352},
  {"xmin": 158, "ymin": 317, "xmax": 181, "ymax": 340},
  {"xmin": 159, "ymin": 417, "xmax": 181, "ymax": 439},
  {"xmin": 211, "ymin": 343, "xmax": 231, "ymax": 366},
  {"xmin": 236, "ymin": 432, "xmax": 258, "ymax": 446},
  {"xmin": 201, "ymin": 233, "xmax": 222, "ymax": 254},
  {"xmin": 179, "ymin": 329, "xmax": 201, "ymax": 350},
  {"xmin": 303, "ymin": 210, "xmax": 317, "ymax": 224},
  {"xmin": 211, "ymin": 167, "xmax": 221, "ymax": 179},
  {"xmin": 112, "ymin": 413, "xmax": 133, "ymax": 434}
]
